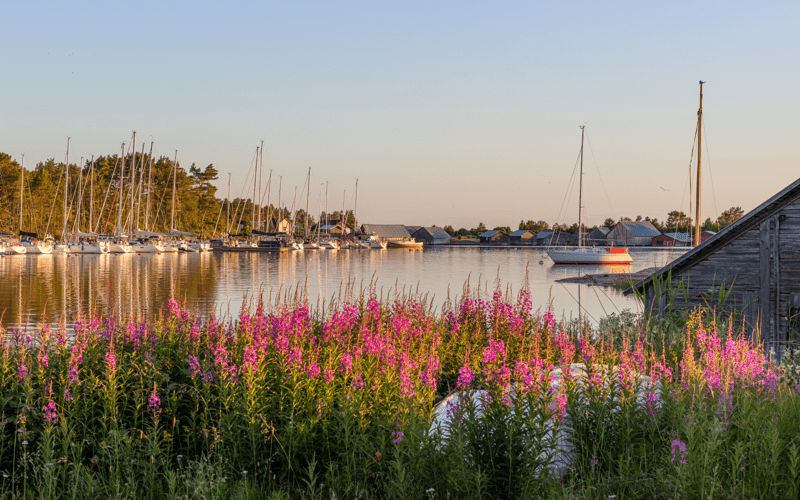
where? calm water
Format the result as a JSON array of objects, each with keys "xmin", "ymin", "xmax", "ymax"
[{"xmin": 0, "ymin": 247, "xmax": 687, "ymax": 330}]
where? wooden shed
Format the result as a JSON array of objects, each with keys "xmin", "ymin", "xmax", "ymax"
[
  {"xmin": 412, "ymin": 227, "xmax": 452, "ymax": 245},
  {"xmin": 628, "ymin": 177, "xmax": 800, "ymax": 359},
  {"xmin": 509, "ymin": 230, "xmax": 535, "ymax": 245},
  {"xmin": 607, "ymin": 221, "xmax": 661, "ymax": 246},
  {"xmin": 652, "ymin": 232, "xmax": 693, "ymax": 247},
  {"xmin": 479, "ymin": 230, "xmax": 510, "ymax": 245}
]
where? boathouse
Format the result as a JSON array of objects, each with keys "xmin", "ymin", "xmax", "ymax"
[
  {"xmin": 479, "ymin": 230, "xmax": 510, "ymax": 245},
  {"xmin": 628, "ymin": 177, "xmax": 800, "ymax": 358},
  {"xmin": 360, "ymin": 224, "xmax": 411, "ymax": 241},
  {"xmin": 535, "ymin": 230, "xmax": 570, "ymax": 246},
  {"xmin": 652, "ymin": 232, "xmax": 693, "ymax": 247},
  {"xmin": 509, "ymin": 230, "xmax": 535, "ymax": 245},
  {"xmin": 588, "ymin": 227, "xmax": 611, "ymax": 245},
  {"xmin": 606, "ymin": 221, "xmax": 661, "ymax": 246},
  {"xmin": 412, "ymin": 227, "xmax": 452, "ymax": 245}
]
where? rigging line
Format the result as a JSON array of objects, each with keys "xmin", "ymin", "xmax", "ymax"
[
  {"xmin": 230, "ymin": 149, "xmax": 258, "ymax": 233},
  {"xmin": 558, "ymin": 283, "xmax": 598, "ymax": 323},
  {"xmin": 583, "ymin": 131, "xmax": 616, "ymax": 220},
  {"xmin": 579, "ymin": 269, "xmax": 621, "ymax": 314},
  {"xmin": 700, "ymin": 116, "xmax": 720, "ymax": 224},
  {"xmin": 551, "ymin": 149, "xmax": 582, "ymax": 245},
  {"xmin": 678, "ymin": 125, "xmax": 698, "ymax": 231}
]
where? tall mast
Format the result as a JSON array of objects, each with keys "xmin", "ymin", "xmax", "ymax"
[
  {"xmin": 19, "ymin": 154, "xmax": 24, "ymax": 234},
  {"xmin": 325, "ymin": 180, "xmax": 329, "ymax": 232},
  {"xmin": 146, "ymin": 142, "xmax": 153, "ymax": 232},
  {"xmin": 136, "ymin": 143, "xmax": 145, "ymax": 231},
  {"xmin": 90, "ymin": 156, "xmax": 94, "ymax": 233},
  {"xmin": 258, "ymin": 141, "xmax": 264, "ymax": 231},
  {"xmin": 130, "ymin": 131, "xmax": 136, "ymax": 234},
  {"xmin": 695, "ymin": 81, "xmax": 705, "ymax": 246},
  {"xmin": 578, "ymin": 125, "xmax": 585, "ymax": 248},
  {"xmin": 305, "ymin": 167, "xmax": 311, "ymax": 239},
  {"xmin": 226, "ymin": 172, "xmax": 231, "ymax": 235},
  {"xmin": 342, "ymin": 189, "xmax": 346, "ymax": 235},
  {"xmin": 252, "ymin": 146, "xmax": 258, "ymax": 232},
  {"xmin": 63, "ymin": 137, "xmax": 70, "ymax": 241},
  {"xmin": 265, "ymin": 170, "xmax": 273, "ymax": 232},
  {"xmin": 354, "ymin": 178, "xmax": 359, "ymax": 235},
  {"xmin": 171, "ymin": 150, "xmax": 178, "ymax": 231},
  {"xmin": 76, "ymin": 157, "xmax": 83, "ymax": 232},
  {"xmin": 117, "ymin": 142, "xmax": 126, "ymax": 234},
  {"xmin": 317, "ymin": 184, "xmax": 322, "ymax": 237},
  {"xmin": 277, "ymin": 175, "xmax": 282, "ymax": 231}
]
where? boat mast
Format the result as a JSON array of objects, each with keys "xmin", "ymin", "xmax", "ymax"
[
  {"xmin": 19, "ymin": 154, "xmax": 24, "ymax": 234},
  {"xmin": 90, "ymin": 156, "xmax": 94, "ymax": 233},
  {"xmin": 277, "ymin": 175, "xmax": 282, "ymax": 231},
  {"xmin": 578, "ymin": 125, "xmax": 585, "ymax": 248},
  {"xmin": 136, "ymin": 143, "xmax": 145, "ymax": 231},
  {"xmin": 252, "ymin": 146, "xmax": 258, "ymax": 232},
  {"xmin": 226, "ymin": 172, "xmax": 231, "ymax": 235},
  {"xmin": 130, "ymin": 131, "xmax": 136, "ymax": 234},
  {"xmin": 117, "ymin": 142, "xmax": 126, "ymax": 234},
  {"xmin": 342, "ymin": 189, "xmax": 346, "ymax": 236},
  {"xmin": 63, "ymin": 137, "xmax": 70, "ymax": 241},
  {"xmin": 305, "ymin": 167, "xmax": 311, "ymax": 240},
  {"xmin": 325, "ymin": 181, "xmax": 329, "ymax": 233},
  {"xmin": 695, "ymin": 81, "xmax": 705, "ymax": 246},
  {"xmin": 171, "ymin": 150, "xmax": 178, "ymax": 231},
  {"xmin": 258, "ymin": 141, "xmax": 264, "ymax": 231},
  {"xmin": 265, "ymin": 169, "xmax": 273, "ymax": 232},
  {"xmin": 354, "ymin": 178, "xmax": 359, "ymax": 235},
  {"xmin": 146, "ymin": 141, "xmax": 153, "ymax": 232}
]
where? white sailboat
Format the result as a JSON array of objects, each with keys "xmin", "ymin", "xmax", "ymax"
[{"xmin": 546, "ymin": 126, "xmax": 632, "ymax": 265}]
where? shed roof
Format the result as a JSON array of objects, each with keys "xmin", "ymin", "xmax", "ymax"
[
  {"xmin": 659, "ymin": 232, "xmax": 693, "ymax": 243},
  {"xmin": 361, "ymin": 224, "xmax": 411, "ymax": 239},
  {"xmin": 413, "ymin": 226, "xmax": 451, "ymax": 239},
  {"xmin": 626, "ymin": 176, "xmax": 800, "ymax": 295},
  {"xmin": 510, "ymin": 230, "xmax": 532, "ymax": 237},
  {"xmin": 535, "ymin": 230, "xmax": 554, "ymax": 239},
  {"xmin": 594, "ymin": 226, "xmax": 611, "ymax": 235},
  {"xmin": 480, "ymin": 229, "xmax": 503, "ymax": 238},
  {"xmin": 614, "ymin": 221, "xmax": 661, "ymax": 237}
]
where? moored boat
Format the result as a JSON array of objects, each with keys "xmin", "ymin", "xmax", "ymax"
[{"xmin": 387, "ymin": 239, "xmax": 423, "ymax": 249}]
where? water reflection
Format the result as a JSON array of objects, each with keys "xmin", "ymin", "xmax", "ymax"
[{"xmin": 0, "ymin": 247, "xmax": 687, "ymax": 330}]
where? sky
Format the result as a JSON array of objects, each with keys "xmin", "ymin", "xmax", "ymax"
[{"xmin": 2, "ymin": 1, "xmax": 799, "ymax": 230}]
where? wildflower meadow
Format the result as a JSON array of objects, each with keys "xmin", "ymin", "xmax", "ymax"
[{"xmin": 1, "ymin": 285, "xmax": 799, "ymax": 499}]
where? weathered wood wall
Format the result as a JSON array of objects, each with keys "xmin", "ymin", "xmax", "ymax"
[{"xmin": 645, "ymin": 198, "xmax": 800, "ymax": 360}]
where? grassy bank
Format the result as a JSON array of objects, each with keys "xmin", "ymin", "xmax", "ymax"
[{"xmin": 1, "ymin": 289, "xmax": 798, "ymax": 499}]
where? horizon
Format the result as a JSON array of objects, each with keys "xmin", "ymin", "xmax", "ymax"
[{"xmin": 3, "ymin": 1, "xmax": 798, "ymax": 230}]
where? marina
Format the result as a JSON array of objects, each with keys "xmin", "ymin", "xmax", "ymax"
[{"xmin": 0, "ymin": 246, "xmax": 687, "ymax": 332}]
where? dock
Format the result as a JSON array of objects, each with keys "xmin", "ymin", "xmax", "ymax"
[{"xmin": 555, "ymin": 267, "xmax": 658, "ymax": 288}]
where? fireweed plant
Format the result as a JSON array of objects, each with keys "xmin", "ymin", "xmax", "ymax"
[{"xmin": 0, "ymin": 288, "xmax": 797, "ymax": 499}]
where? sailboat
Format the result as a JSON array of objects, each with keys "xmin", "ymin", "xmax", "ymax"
[
  {"xmin": 17, "ymin": 154, "xmax": 53, "ymax": 254},
  {"xmin": 546, "ymin": 126, "xmax": 632, "ymax": 265}
]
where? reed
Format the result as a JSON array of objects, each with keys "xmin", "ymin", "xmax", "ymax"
[{"xmin": 0, "ymin": 286, "xmax": 797, "ymax": 499}]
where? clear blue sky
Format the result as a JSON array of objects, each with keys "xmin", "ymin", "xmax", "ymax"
[{"xmin": 3, "ymin": 1, "xmax": 798, "ymax": 229}]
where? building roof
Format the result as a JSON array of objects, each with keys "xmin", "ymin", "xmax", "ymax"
[
  {"xmin": 361, "ymin": 224, "xmax": 412, "ymax": 239},
  {"xmin": 659, "ymin": 232, "xmax": 693, "ymax": 243},
  {"xmin": 480, "ymin": 229, "xmax": 503, "ymax": 238},
  {"xmin": 413, "ymin": 226, "xmax": 451, "ymax": 239},
  {"xmin": 627, "ymin": 176, "xmax": 800, "ymax": 295},
  {"xmin": 702, "ymin": 230, "xmax": 717, "ymax": 235},
  {"xmin": 594, "ymin": 226, "xmax": 611, "ymax": 235},
  {"xmin": 510, "ymin": 229, "xmax": 532, "ymax": 237},
  {"xmin": 535, "ymin": 230, "xmax": 554, "ymax": 239},
  {"xmin": 614, "ymin": 221, "xmax": 661, "ymax": 237}
]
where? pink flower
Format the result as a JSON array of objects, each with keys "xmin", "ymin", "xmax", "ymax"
[
  {"xmin": 671, "ymin": 439, "xmax": 687, "ymax": 464},
  {"xmin": 43, "ymin": 401, "xmax": 57, "ymax": 424},
  {"xmin": 148, "ymin": 387, "xmax": 162, "ymax": 416},
  {"xmin": 457, "ymin": 366, "xmax": 474, "ymax": 389},
  {"xmin": 391, "ymin": 430, "xmax": 404, "ymax": 444}
]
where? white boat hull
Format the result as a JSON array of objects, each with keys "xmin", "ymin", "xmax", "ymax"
[
  {"xmin": 131, "ymin": 242, "xmax": 166, "ymax": 253},
  {"xmin": 546, "ymin": 248, "xmax": 632, "ymax": 265},
  {"xmin": 109, "ymin": 243, "xmax": 134, "ymax": 253},
  {"xmin": 2, "ymin": 245, "xmax": 27, "ymax": 255},
  {"xmin": 319, "ymin": 240, "xmax": 340, "ymax": 250},
  {"xmin": 66, "ymin": 242, "xmax": 109, "ymax": 254}
]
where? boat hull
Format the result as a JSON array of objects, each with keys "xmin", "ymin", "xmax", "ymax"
[
  {"xmin": 546, "ymin": 248, "xmax": 632, "ymax": 265},
  {"xmin": 387, "ymin": 240, "xmax": 423, "ymax": 249}
]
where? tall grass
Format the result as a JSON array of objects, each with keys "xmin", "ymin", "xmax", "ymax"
[{"xmin": 0, "ymin": 287, "xmax": 798, "ymax": 499}]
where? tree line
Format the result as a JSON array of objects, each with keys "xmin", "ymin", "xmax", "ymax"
[{"xmin": 439, "ymin": 207, "xmax": 745, "ymax": 239}]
